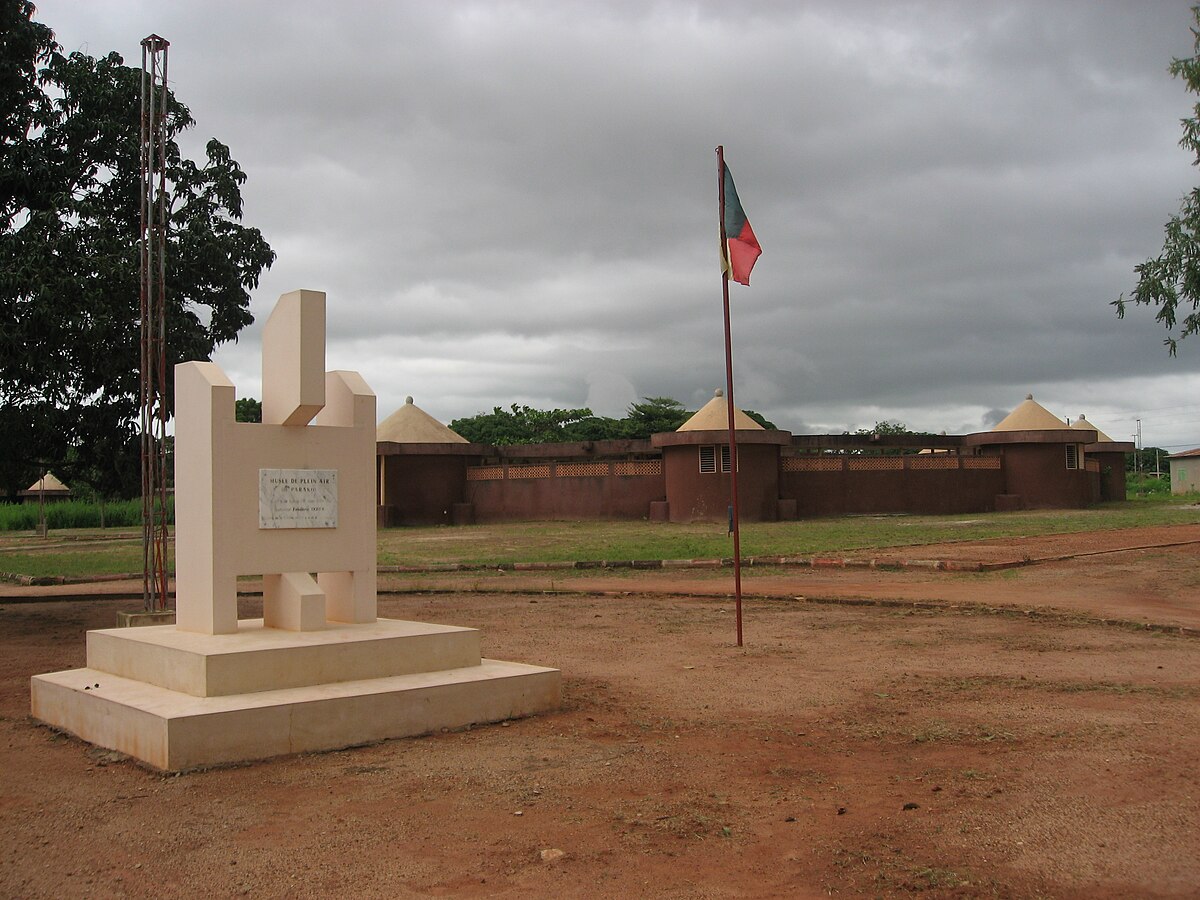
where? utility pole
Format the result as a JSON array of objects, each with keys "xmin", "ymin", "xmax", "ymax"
[
  {"xmin": 139, "ymin": 35, "xmax": 170, "ymax": 613},
  {"xmin": 1136, "ymin": 418, "xmax": 1143, "ymax": 476}
]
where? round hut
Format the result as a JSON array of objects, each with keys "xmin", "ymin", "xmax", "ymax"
[
  {"xmin": 964, "ymin": 394, "xmax": 1094, "ymax": 509},
  {"xmin": 376, "ymin": 397, "xmax": 482, "ymax": 526},
  {"xmin": 651, "ymin": 389, "xmax": 790, "ymax": 523}
]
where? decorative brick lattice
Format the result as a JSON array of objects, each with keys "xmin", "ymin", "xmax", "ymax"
[
  {"xmin": 963, "ymin": 456, "xmax": 1002, "ymax": 469},
  {"xmin": 613, "ymin": 460, "xmax": 662, "ymax": 476},
  {"xmin": 847, "ymin": 457, "xmax": 905, "ymax": 471},
  {"xmin": 782, "ymin": 456, "xmax": 844, "ymax": 472},
  {"xmin": 556, "ymin": 462, "xmax": 610, "ymax": 478},
  {"xmin": 908, "ymin": 455, "xmax": 959, "ymax": 469},
  {"xmin": 466, "ymin": 466, "xmax": 506, "ymax": 481},
  {"xmin": 507, "ymin": 465, "xmax": 553, "ymax": 480}
]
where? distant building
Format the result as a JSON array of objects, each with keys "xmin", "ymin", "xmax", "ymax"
[
  {"xmin": 652, "ymin": 390, "xmax": 789, "ymax": 522},
  {"xmin": 376, "ymin": 392, "xmax": 1134, "ymax": 525},
  {"xmin": 376, "ymin": 397, "xmax": 478, "ymax": 526},
  {"xmin": 19, "ymin": 473, "xmax": 71, "ymax": 504},
  {"xmin": 1170, "ymin": 448, "xmax": 1200, "ymax": 495}
]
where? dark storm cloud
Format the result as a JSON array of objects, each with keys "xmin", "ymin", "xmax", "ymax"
[{"xmin": 33, "ymin": 0, "xmax": 1200, "ymax": 448}]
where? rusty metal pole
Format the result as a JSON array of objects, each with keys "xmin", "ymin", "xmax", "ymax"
[
  {"xmin": 140, "ymin": 34, "xmax": 171, "ymax": 613},
  {"xmin": 716, "ymin": 145, "xmax": 744, "ymax": 648}
]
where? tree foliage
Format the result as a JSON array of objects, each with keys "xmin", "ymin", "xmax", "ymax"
[
  {"xmin": 235, "ymin": 397, "xmax": 262, "ymax": 423},
  {"xmin": 1115, "ymin": 5, "xmax": 1200, "ymax": 354},
  {"xmin": 449, "ymin": 404, "xmax": 615, "ymax": 445},
  {"xmin": 1127, "ymin": 446, "xmax": 1170, "ymax": 475},
  {"xmin": 851, "ymin": 420, "xmax": 933, "ymax": 455},
  {"xmin": 742, "ymin": 408, "xmax": 777, "ymax": 430},
  {"xmin": 856, "ymin": 420, "xmax": 914, "ymax": 437},
  {"xmin": 449, "ymin": 396, "xmax": 779, "ymax": 444},
  {"xmin": 623, "ymin": 396, "xmax": 689, "ymax": 436},
  {"xmin": 0, "ymin": 1, "xmax": 274, "ymax": 499}
]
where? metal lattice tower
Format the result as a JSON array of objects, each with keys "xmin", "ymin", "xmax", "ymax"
[{"xmin": 139, "ymin": 34, "xmax": 170, "ymax": 613}]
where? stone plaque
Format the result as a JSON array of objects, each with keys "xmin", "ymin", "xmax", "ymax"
[{"xmin": 259, "ymin": 468, "xmax": 338, "ymax": 529}]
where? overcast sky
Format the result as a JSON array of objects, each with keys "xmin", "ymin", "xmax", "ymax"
[{"xmin": 34, "ymin": 0, "xmax": 1200, "ymax": 451}]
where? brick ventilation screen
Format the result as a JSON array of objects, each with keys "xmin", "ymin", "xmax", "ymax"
[
  {"xmin": 507, "ymin": 465, "xmax": 553, "ymax": 480},
  {"xmin": 467, "ymin": 461, "xmax": 662, "ymax": 480},
  {"xmin": 908, "ymin": 455, "xmax": 959, "ymax": 469},
  {"xmin": 466, "ymin": 466, "xmax": 506, "ymax": 481},
  {"xmin": 847, "ymin": 457, "xmax": 905, "ymax": 471},
  {"xmin": 963, "ymin": 457, "xmax": 1001, "ymax": 469},
  {"xmin": 782, "ymin": 457, "xmax": 843, "ymax": 472},
  {"xmin": 613, "ymin": 461, "xmax": 662, "ymax": 476},
  {"xmin": 556, "ymin": 462, "xmax": 610, "ymax": 478}
]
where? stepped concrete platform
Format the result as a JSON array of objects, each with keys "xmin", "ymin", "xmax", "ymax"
[
  {"xmin": 85, "ymin": 617, "xmax": 482, "ymax": 697},
  {"xmin": 31, "ymin": 617, "xmax": 561, "ymax": 772}
]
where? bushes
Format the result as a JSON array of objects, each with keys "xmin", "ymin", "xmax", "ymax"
[
  {"xmin": 1127, "ymin": 473, "xmax": 1173, "ymax": 497},
  {"xmin": 0, "ymin": 498, "xmax": 172, "ymax": 531}
]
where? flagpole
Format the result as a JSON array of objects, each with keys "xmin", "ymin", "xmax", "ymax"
[{"xmin": 716, "ymin": 145, "xmax": 744, "ymax": 648}]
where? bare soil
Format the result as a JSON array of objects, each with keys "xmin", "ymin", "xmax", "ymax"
[{"xmin": 2, "ymin": 524, "xmax": 1199, "ymax": 898}]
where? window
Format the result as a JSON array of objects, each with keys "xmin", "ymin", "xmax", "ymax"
[
  {"xmin": 699, "ymin": 445, "xmax": 733, "ymax": 474},
  {"xmin": 1065, "ymin": 444, "xmax": 1079, "ymax": 470}
]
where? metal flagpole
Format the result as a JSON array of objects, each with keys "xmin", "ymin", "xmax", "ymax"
[{"xmin": 716, "ymin": 145, "xmax": 744, "ymax": 648}]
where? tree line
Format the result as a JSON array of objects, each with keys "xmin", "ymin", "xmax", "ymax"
[{"xmin": 449, "ymin": 397, "xmax": 776, "ymax": 445}]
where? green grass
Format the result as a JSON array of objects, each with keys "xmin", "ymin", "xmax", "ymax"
[
  {"xmin": 0, "ymin": 540, "xmax": 159, "ymax": 580},
  {"xmin": 0, "ymin": 499, "xmax": 1196, "ymax": 578},
  {"xmin": 377, "ymin": 500, "xmax": 1200, "ymax": 567},
  {"xmin": 0, "ymin": 498, "xmax": 166, "ymax": 531}
]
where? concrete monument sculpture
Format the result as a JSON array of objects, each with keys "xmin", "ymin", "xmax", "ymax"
[{"xmin": 31, "ymin": 290, "xmax": 560, "ymax": 771}]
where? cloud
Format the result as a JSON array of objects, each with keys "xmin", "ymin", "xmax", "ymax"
[{"xmin": 31, "ymin": 0, "xmax": 1200, "ymax": 452}]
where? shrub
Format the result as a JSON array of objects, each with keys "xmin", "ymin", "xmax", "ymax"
[
  {"xmin": 1127, "ymin": 473, "xmax": 1172, "ymax": 496},
  {"xmin": 0, "ymin": 498, "xmax": 173, "ymax": 531}
]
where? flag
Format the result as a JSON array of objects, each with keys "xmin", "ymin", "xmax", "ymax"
[{"xmin": 721, "ymin": 164, "xmax": 761, "ymax": 285}]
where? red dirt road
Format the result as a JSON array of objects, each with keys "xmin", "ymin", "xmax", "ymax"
[{"xmin": 1, "ymin": 523, "xmax": 1198, "ymax": 898}]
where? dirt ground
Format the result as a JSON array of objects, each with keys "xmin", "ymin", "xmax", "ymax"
[{"xmin": 2, "ymin": 524, "xmax": 1199, "ymax": 898}]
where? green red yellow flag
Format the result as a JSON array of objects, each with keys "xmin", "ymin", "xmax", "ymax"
[{"xmin": 721, "ymin": 164, "xmax": 761, "ymax": 285}]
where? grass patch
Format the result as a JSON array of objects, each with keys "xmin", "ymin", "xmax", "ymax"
[
  {"xmin": 0, "ymin": 498, "xmax": 160, "ymax": 531},
  {"xmin": 0, "ymin": 500, "xmax": 1197, "ymax": 579},
  {"xmin": 0, "ymin": 543, "xmax": 158, "ymax": 578},
  {"xmin": 377, "ymin": 501, "xmax": 1200, "ymax": 567},
  {"xmin": 910, "ymin": 719, "xmax": 960, "ymax": 743},
  {"xmin": 908, "ymin": 866, "xmax": 968, "ymax": 890}
]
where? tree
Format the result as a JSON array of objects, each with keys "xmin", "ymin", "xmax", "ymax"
[
  {"xmin": 448, "ymin": 395, "xmax": 781, "ymax": 445},
  {"xmin": 450, "ymin": 405, "xmax": 605, "ymax": 445},
  {"xmin": 621, "ymin": 397, "xmax": 688, "ymax": 438},
  {"xmin": 0, "ymin": 1, "xmax": 275, "ymax": 499},
  {"xmin": 743, "ymin": 409, "xmax": 777, "ymax": 430},
  {"xmin": 1127, "ymin": 446, "xmax": 1169, "ymax": 475},
  {"xmin": 1115, "ymin": 6, "xmax": 1200, "ymax": 354},
  {"xmin": 235, "ymin": 397, "xmax": 262, "ymax": 423},
  {"xmin": 852, "ymin": 420, "xmax": 931, "ymax": 455}
]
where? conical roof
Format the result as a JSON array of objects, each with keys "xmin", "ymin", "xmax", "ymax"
[
  {"xmin": 677, "ymin": 389, "xmax": 765, "ymax": 432},
  {"xmin": 25, "ymin": 472, "xmax": 69, "ymax": 493},
  {"xmin": 1071, "ymin": 414, "xmax": 1113, "ymax": 443},
  {"xmin": 377, "ymin": 397, "xmax": 468, "ymax": 443},
  {"xmin": 991, "ymin": 394, "xmax": 1067, "ymax": 432}
]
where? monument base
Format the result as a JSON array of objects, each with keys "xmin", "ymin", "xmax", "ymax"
[
  {"xmin": 116, "ymin": 610, "xmax": 177, "ymax": 628},
  {"xmin": 31, "ymin": 617, "xmax": 560, "ymax": 771}
]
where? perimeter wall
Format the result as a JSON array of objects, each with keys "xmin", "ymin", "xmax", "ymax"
[
  {"xmin": 779, "ymin": 454, "xmax": 1006, "ymax": 517},
  {"xmin": 378, "ymin": 432, "xmax": 1121, "ymax": 523}
]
